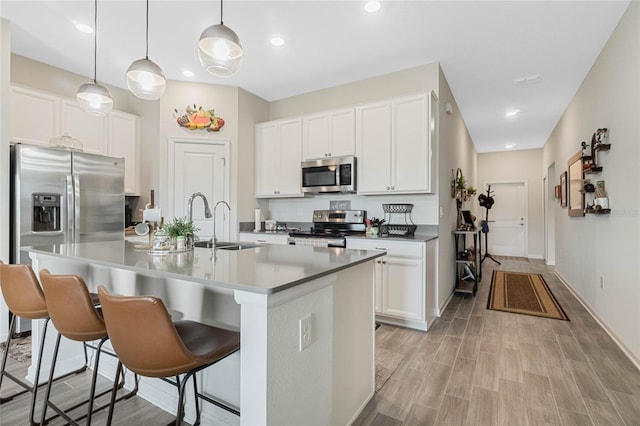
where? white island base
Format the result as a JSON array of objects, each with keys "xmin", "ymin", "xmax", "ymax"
[{"xmin": 26, "ymin": 243, "xmax": 377, "ymax": 426}]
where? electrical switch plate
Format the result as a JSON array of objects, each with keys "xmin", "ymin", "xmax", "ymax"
[{"xmin": 299, "ymin": 314, "xmax": 313, "ymax": 351}]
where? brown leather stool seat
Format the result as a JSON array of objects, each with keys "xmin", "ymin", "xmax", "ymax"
[
  {"xmin": 38, "ymin": 269, "xmax": 138, "ymax": 425},
  {"xmin": 0, "ymin": 262, "xmax": 50, "ymax": 425},
  {"xmin": 98, "ymin": 285, "xmax": 240, "ymax": 425}
]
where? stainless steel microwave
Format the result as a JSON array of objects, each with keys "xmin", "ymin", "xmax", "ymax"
[{"xmin": 301, "ymin": 156, "xmax": 356, "ymax": 193}]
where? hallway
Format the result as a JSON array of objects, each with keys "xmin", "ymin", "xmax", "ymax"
[{"xmin": 356, "ymin": 257, "xmax": 640, "ymax": 425}]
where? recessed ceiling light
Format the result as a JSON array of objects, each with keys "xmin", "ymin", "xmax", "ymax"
[
  {"xmin": 182, "ymin": 70, "xmax": 195, "ymax": 77},
  {"xmin": 506, "ymin": 109, "xmax": 520, "ymax": 117},
  {"xmin": 74, "ymin": 22, "xmax": 93, "ymax": 34},
  {"xmin": 505, "ymin": 144, "xmax": 515, "ymax": 149},
  {"xmin": 364, "ymin": 1, "xmax": 381, "ymax": 13},
  {"xmin": 270, "ymin": 36, "xmax": 285, "ymax": 47}
]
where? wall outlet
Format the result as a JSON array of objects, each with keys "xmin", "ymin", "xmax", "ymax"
[
  {"xmin": 600, "ymin": 276, "xmax": 604, "ymax": 289},
  {"xmin": 299, "ymin": 314, "xmax": 313, "ymax": 351}
]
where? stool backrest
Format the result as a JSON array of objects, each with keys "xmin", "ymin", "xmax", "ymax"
[
  {"xmin": 0, "ymin": 262, "xmax": 48, "ymax": 319},
  {"xmin": 39, "ymin": 269, "xmax": 106, "ymax": 342},
  {"xmin": 97, "ymin": 285, "xmax": 198, "ymax": 377}
]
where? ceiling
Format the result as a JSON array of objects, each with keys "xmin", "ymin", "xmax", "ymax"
[{"xmin": 0, "ymin": 1, "xmax": 630, "ymax": 153}]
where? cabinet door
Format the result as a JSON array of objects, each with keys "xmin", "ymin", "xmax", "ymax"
[
  {"xmin": 302, "ymin": 113, "xmax": 330, "ymax": 160},
  {"xmin": 239, "ymin": 232, "xmax": 289, "ymax": 245},
  {"xmin": 382, "ymin": 256, "xmax": 424, "ymax": 321},
  {"xmin": 302, "ymin": 108, "xmax": 355, "ymax": 160},
  {"xmin": 61, "ymin": 100, "xmax": 107, "ymax": 155},
  {"xmin": 255, "ymin": 122, "xmax": 282, "ymax": 197},
  {"xmin": 392, "ymin": 93, "xmax": 431, "ymax": 193},
  {"xmin": 356, "ymin": 102, "xmax": 391, "ymax": 194},
  {"xmin": 328, "ymin": 108, "xmax": 355, "ymax": 158},
  {"xmin": 276, "ymin": 118, "xmax": 303, "ymax": 196},
  {"xmin": 11, "ymin": 86, "xmax": 60, "ymax": 146},
  {"xmin": 107, "ymin": 111, "xmax": 139, "ymax": 195}
]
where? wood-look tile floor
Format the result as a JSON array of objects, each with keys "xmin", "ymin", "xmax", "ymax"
[
  {"xmin": 355, "ymin": 257, "xmax": 640, "ymax": 426},
  {"xmin": 1, "ymin": 257, "xmax": 639, "ymax": 425},
  {"xmin": 0, "ymin": 353, "xmax": 176, "ymax": 425}
]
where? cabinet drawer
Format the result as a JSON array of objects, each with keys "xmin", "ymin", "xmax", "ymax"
[
  {"xmin": 239, "ymin": 232, "xmax": 289, "ymax": 245},
  {"xmin": 347, "ymin": 239, "xmax": 424, "ymax": 258}
]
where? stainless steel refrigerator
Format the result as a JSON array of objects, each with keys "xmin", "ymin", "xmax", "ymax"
[{"xmin": 10, "ymin": 143, "xmax": 125, "ymax": 265}]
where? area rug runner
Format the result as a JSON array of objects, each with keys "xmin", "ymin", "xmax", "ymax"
[
  {"xmin": 375, "ymin": 348, "xmax": 403, "ymax": 392},
  {"xmin": 488, "ymin": 270, "xmax": 569, "ymax": 321}
]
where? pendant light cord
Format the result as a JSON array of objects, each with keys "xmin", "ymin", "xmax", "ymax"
[
  {"xmin": 220, "ymin": 0, "xmax": 224, "ymax": 25},
  {"xmin": 93, "ymin": 0, "xmax": 97, "ymax": 83},
  {"xmin": 145, "ymin": 0, "xmax": 149, "ymax": 59}
]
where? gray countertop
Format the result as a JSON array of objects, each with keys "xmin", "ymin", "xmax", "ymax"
[
  {"xmin": 26, "ymin": 241, "xmax": 384, "ymax": 295},
  {"xmin": 346, "ymin": 233, "xmax": 438, "ymax": 243},
  {"xmin": 242, "ymin": 230, "xmax": 438, "ymax": 242}
]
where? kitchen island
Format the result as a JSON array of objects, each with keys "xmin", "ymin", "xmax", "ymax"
[{"xmin": 26, "ymin": 241, "xmax": 383, "ymax": 426}]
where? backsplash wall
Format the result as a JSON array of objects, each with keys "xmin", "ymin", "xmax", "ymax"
[{"xmin": 259, "ymin": 193, "xmax": 439, "ymax": 224}]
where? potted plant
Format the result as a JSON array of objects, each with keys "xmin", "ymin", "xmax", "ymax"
[{"xmin": 162, "ymin": 216, "xmax": 199, "ymax": 250}]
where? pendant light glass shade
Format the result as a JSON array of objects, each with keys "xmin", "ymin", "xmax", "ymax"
[
  {"xmin": 126, "ymin": 0, "xmax": 166, "ymax": 100},
  {"xmin": 126, "ymin": 58, "xmax": 166, "ymax": 100},
  {"xmin": 198, "ymin": 0, "xmax": 243, "ymax": 77},
  {"xmin": 77, "ymin": 81, "xmax": 113, "ymax": 116},
  {"xmin": 77, "ymin": 0, "xmax": 113, "ymax": 116}
]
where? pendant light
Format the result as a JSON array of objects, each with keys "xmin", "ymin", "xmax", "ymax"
[
  {"xmin": 197, "ymin": 0, "xmax": 243, "ymax": 77},
  {"xmin": 76, "ymin": 0, "xmax": 113, "ymax": 116},
  {"xmin": 126, "ymin": 0, "xmax": 166, "ymax": 100}
]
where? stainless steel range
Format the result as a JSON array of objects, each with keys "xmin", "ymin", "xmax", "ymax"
[{"xmin": 288, "ymin": 210, "xmax": 366, "ymax": 247}]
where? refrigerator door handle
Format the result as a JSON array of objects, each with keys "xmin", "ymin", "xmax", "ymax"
[
  {"xmin": 66, "ymin": 174, "xmax": 75, "ymax": 244},
  {"xmin": 73, "ymin": 174, "xmax": 81, "ymax": 244}
]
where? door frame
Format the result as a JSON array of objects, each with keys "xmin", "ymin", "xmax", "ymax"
[
  {"xmin": 167, "ymin": 135, "xmax": 230, "ymax": 224},
  {"xmin": 544, "ymin": 163, "xmax": 556, "ymax": 265},
  {"xmin": 483, "ymin": 179, "xmax": 528, "ymax": 258}
]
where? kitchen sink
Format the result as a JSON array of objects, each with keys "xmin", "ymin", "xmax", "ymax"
[{"xmin": 193, "ymin": 240, "xmax": 258, "ymax": 250}]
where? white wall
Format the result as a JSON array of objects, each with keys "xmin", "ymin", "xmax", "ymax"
[
  {"xmin": 0, "ymin": 19, "xmax": 12, "ymax": 340},
  {"xmin": 436, "ymin": 66, "xmax": 477, "ymax": 312},
  {"xmin": 156, "ymin": 81, "xmax": 267, "ymax": 236},
  {"xmin": 478, "ymin": 149, "xmax": 544, "ymax": 259},
  {"xmin": 542, "ymin": 1, "xmax": 640, "ymax": 363}
]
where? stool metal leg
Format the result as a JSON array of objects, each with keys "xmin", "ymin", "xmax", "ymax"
[{"xmin": 0, "ymin": 314, "xmax": 19, "ymax": 401}]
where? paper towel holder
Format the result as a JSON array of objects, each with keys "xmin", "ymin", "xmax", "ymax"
[{"xmin": 254, "ymin": 207, "xmax": 262, "ymax": 232}]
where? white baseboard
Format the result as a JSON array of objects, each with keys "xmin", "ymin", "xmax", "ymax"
[
  {"xmin": 554, "ymin": 270, "xmax": 640, "ymax": 371},
  {"xmin": 528, "ymin": 254, "xmax": 544, "ymax": 260},
  {"xmin": 439, "ymin": 291, "xmax": 455, "ymax": 318}
]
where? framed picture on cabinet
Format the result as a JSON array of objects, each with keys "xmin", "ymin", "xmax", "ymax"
[{"xmin": 560, "ymin": 171, "xmax": 567, "ymax": 207}]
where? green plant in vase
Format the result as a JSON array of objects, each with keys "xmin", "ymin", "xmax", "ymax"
[{"xmin": 163, "ymin": 216, "xmax": 199, "ymax": 250}]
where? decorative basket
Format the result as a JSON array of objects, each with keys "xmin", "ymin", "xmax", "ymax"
[
  {"xmin": 382, "ymin": 204, "xmax": 414, "ymax": 214},
  {"xmin": 380, "ymin": 224, "xmax": 417, "ymax": 236}
]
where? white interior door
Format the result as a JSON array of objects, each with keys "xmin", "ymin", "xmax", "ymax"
[
  {"xmin": 485, "ymin": 181, "xmax": 527, "ymax": 257},
  {"xmin": 169, "ymin": 139, "xmax": 228, "ymax": 241}
]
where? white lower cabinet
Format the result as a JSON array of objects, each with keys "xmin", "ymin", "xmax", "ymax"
[
  {"xmin": 239, "ymin": 232, "xmax": 289, "ymax": 245},
  {"xmin": 347, "ymin": 238, "xmax": 436, "ymax": 331}
]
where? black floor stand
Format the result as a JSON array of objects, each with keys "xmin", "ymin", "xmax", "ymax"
[
  {"xmin": 481, "ymin": 230, "xmax": 501, "ymax": 265},
  {"xmin": 480, "ymin": 185, "xmax": 501, "ymax": 266}
]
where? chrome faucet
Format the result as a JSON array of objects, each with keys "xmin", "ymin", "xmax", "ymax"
[
  {"xmin": 187, "ymin": 192, "xmax": 212, "ymax": 222},
  {"xmin": 212, "ymin": 201, "xmax": 231, "ymax": 247}
]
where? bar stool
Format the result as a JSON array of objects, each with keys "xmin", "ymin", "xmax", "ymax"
[
  {"xmin": 0, "ymin": 262, "xmax": 54, "ymax": 425},
  {"xmin": 97, "ymin": 285, "xmax": 240, "ymax": 425},
  {"xmin": 38, "ymin": 269, "xmax": 138, "ymax": 425}
]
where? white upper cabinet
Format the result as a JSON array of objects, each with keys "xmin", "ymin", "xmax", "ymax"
[
  {"xmin": 10, "ymin": 85, "xmax": 140, "ymax": 194},
  {"xmin": 255, "ymin": 118, "xmax": 303, "ymax": 198},
  {"xmin": 11, "ymin": 85, "xmax": 60, "ymax": 147},
  {"xmin": 60, "ymin": 100, "xmax": 107, "ymax": 155},
  {"xmin": 302, "ymin": 108, "xmax": 355, "ymax": 160},
  {"xmin": 355, "ymin": 101, "xmax": 392, "ymax": 194},
  {"xmin": 107, "ymin": 111, "xmax": 139, "ymax": 195},
  {"xmin": 356, "ymin": 92, "xmax": 435, "ymax": 195}
]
